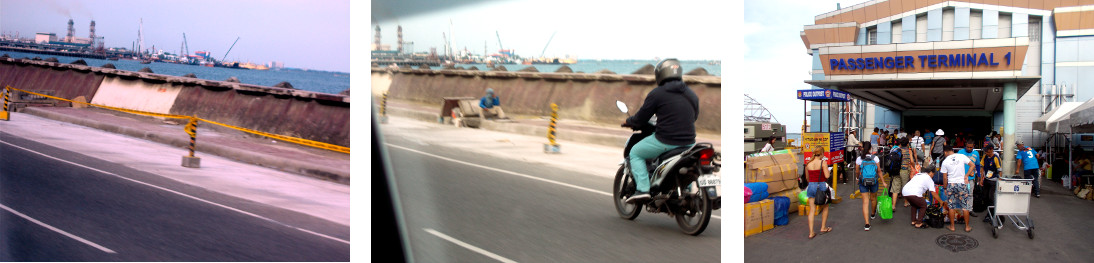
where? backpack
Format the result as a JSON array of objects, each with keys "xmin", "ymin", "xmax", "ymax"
[
  {"xmin": 925, "ymin": 203, "xmax": 945, "ymax": 228},
  {"xmin": 887, "ymin": 148, "xmax": 903, "ymax": 175},
  {"xmin": 860, "ymin": 155, "xmax": 878, "ymax": 187}
]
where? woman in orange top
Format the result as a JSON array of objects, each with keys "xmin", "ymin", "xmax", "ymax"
[{"xmin": 806, "ymin": 146, "xmax": 832, "ymax": 239}]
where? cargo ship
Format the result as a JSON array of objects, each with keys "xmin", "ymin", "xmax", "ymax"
[
  {"xmin": 529, "ymin": 56, "xmax": 577, "ymax": 65},
  {"xmin": 239, "ymin": 62, "xmax": 270, "ymax": 70}
]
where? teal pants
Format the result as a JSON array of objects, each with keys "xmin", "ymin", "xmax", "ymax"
[{"xmin": 628, "ymin": 133, "xmax": 692, "ymax": 193}]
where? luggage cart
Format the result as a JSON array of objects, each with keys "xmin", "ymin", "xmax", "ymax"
[{"xmin": 986, "ymin": 177, "xmax": 1035, "ymax": 239}]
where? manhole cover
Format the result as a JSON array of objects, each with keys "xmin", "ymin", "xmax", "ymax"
[{"xmin": 936, "ymin": 234, "xmax": 979, "ymax": 252}]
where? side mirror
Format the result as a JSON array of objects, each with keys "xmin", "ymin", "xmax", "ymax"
[{"xmin": 616, "ymin": 101, "xmax": 628, "ymax": 114}]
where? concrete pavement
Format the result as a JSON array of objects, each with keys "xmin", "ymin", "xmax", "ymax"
[
  {"xmin": 0, "ymin": 134, "xmax": 349, "ymax": 260},
  {"xmin": 379, "ymin": 116, "xmax": 722, "ymax": 262},
  {"xmin": 0, "ymin": 110, "xmax": 349, "ymax": 227},
  {"xmin": 380, "ymin": 114, "xmax": 626, "ymax": 180},
  {"xmin": 18, "ymin": 106, "xmax": 349, "ymax": 184},
  {"xmin": 380, "ymin": 113, "xmax": 721, "ymax": 185},
  {"xmin": 383, "ymin": 98, "xmax": 720, "ymax": 151},
  {"xmin": 744, "ymin": 175, "xmax": 1094, "ymax": 261},
  {"xmin": 383, "ymin": 137, "xmax": 721, "ymax": 262}
]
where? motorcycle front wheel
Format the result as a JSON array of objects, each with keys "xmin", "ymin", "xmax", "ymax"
[
  {"xmin": 613, "ymin": 166, "xmax": 642, "ymax": 220},
  {"xmin": 676, "ymin": 184, "xmax": 713, "ymax": 236}
]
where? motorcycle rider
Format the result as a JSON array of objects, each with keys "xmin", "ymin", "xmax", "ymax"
[{"xmin": 623, "ymin": 58, "xmax": 700, "ymax": 204}]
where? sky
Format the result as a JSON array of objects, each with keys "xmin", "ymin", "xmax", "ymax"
[
  {"xmin": 742, "ymin": 0, "xmax": 851, "ymax": 130},
  {"xmin": 370, "ymin": 0, "xmax": 727, "ymax": 61},
  {"xmin": 0, "ymin": 0, "xmax": 350, "ymax": 72}
]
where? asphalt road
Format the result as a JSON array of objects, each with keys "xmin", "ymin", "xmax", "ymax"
[
  {"xmin": 745, "ymin": 175, "xmax": 1094, "ymax": 262},
  {"xmin": 383, "ymin": 134, "xmax": 722, "ymax": 263},
  {"xmin": 0, "ymin": 132, "xmax": 350, "ymax": 261}
]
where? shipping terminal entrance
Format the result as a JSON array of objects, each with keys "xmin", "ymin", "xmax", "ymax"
[
  {"xmin": 805, "ymin": 77, "xmax": 1041, "ymax": 175},
  {"xmin": 904, "ymin": 115, "xmax": 993, "ymax": 142}
]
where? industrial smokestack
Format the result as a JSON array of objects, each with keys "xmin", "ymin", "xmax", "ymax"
[
  {"xmin": 397, "ymin": 25, "xmax": 404, "ymax": 54},
  {"xmin": 374, "ymin": 26, "xmax": 381, "ymax": 50},
  {"xmin": 89, "ymin": 20, "xmax": 96, "ymax": 46},
  {"xmin": 67, "ymin": 19, "xmax": 75, "ymax": 42}
]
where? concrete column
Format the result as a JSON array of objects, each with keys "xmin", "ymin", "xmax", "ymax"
[{"xmin": 1002, "ymin": 82, "xmax": 1017, "ymax": 176}]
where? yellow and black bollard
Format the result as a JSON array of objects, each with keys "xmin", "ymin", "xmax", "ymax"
[
  {"xmin": 544, "ymin": 103, "xmax": 561, "ymax": 153},
  {"xmin": 1, "ymin": 86, "xmax": 10, "ymax": 121},
  {"xmin": 380, "ymin": 91, "xmax": 389, "ymax": 124},
  {"xmin": 181, "ymin": 117, "xmax": 201, "ymax": 168}
]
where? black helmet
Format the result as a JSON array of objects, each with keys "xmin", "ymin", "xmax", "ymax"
[{"xmin": 654, "ymin": 58, "xmax": 682, "ymax": 85}]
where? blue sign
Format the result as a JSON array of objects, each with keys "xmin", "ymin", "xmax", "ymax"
[
  {"xmin": 797, "ymin": 89, "xmax": 850, "ymax": 102},
  {"xmin": 829, "ymin": 132, "xmax": 845, "ymax": 152}
]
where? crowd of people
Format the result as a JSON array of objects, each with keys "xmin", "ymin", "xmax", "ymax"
[{"xmin": 804, "ymin": 127, "xmax": 1053, "ymax": 238}]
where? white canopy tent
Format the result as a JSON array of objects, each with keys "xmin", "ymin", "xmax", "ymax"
[
  {"xmin": 1070, "ymin": 99, "xmax": 1094, "ymax": 133},
  {"xmin": 1034, "ymin": 102, "xmax": 1083, "ymax": 133},
  {"xmin": 1033, "ymin": 99, "xmax": 1094, "ymax": 187}
]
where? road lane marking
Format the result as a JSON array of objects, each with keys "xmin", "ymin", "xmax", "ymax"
[
  {"xmin": 0, "ymin": 139, "xmax": 351, "ymax": 245},
  {"xmin": 0, "ymin": 203, "xmax": 117, "ymax": 254},
  {"xmin": 386, "ymin": 143, "xmax": 721, "ymax": 220},
  {"xmin": 424, "ymin": 228, "xmax": 518, "ymax": 263}
]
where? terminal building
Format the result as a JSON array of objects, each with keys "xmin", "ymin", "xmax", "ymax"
[{"xmin": 801, "ymin": 0, "xmax": 1094, "ymax": 173}]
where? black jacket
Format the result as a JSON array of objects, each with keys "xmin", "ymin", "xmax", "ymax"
[{"xmin": 625, "ymin": 80, "xmax": 699, "ymax": 145}]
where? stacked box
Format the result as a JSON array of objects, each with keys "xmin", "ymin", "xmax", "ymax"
[
  {"xmin": 746, "ymin": 149, "xmax": 798, "ymax": 169},
  {"xmin": 798, "ymin": 204, "xmax": 821, "ymax": 216},
  {"xmin": 747, "ymin": 164, "xmax": 799, "ymax": 194},
  {"xmin": 745, "ymin": 199, "xmax": 776, "ymax": 236},
  {"xmin": 746, "ymin": 150, "xmax": 801, "ymax": 194},
  {"xmin": 745, "ymin": 200, "xmax": 763, "ymax": 236},
  {"xmin": 760, "ymin": 199, "xmax": 774, "ymax": 231}
]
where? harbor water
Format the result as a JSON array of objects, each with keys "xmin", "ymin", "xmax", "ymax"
[
  {"xmin": 442, "ymin": 59, "xmax": 720, "ymax": 76},
  {"xmin": 2, "ymin": 51, "xmax": 350, "ymax": 95}
]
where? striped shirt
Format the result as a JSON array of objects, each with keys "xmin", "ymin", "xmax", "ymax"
[{"xmin": 909, "ymin": 136, "xmax": 925, "ymax": 151}]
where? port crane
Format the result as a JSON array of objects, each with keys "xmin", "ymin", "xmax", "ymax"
[
  {"xmin": 181, "ymin": 33, "xmax": 190, "ymax": 58},
  {"xmin": 495, "ymin": 31, "xmax": 503, "ymax": 52},
  {"xmin": 441, "ymin": 32, "xmax": 449, "ymax": 60},
  {"xmin": 539, "ymin": 31, "xmax": 557, "ymax": 58},
  {"xmin": 221, "ymin": 36, "xmax": 240, "ymax": 62}
]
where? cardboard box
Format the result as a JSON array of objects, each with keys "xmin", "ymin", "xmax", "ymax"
[
  {"xmin": 798, "ymin": 204, "xmax": 820, "ymax": 216},
  {"xmin": 760, "ymin": 199, "xmax": 775, "ymax": 231},
  {"xmin": 746, "ymin": 199, "xmax": 776, "ymax": 236},
  {"xmin": 767, "ymin": 178, "xmax": 798, "ymax": 195},
  {"xmin": 747, "ymin": 164, "xmax": 799, "ymax": 194},
  {"xmin": 746, "ymin": 164, "xmax": 799, "ymax": 183},
  {"xmin": 746, "ymin": 150, "xmax": 799, "ymax": 170},
  {"xmin": 745, "ymin": 200, "xmax": 764, "ymax": 237}
]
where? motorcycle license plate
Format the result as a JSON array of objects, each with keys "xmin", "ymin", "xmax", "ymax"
[{"xmin": 697, "ymin": 174, "xmax": 720, "ymax": 187}]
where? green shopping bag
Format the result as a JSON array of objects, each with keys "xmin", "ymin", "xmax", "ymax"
[{"xmin": 877, "ymin": 188, "xmax": 893, "ymax": 220}]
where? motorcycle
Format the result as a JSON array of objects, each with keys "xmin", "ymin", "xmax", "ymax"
[{"xmin": 611, "ymin": 101, "xmax": 721, "ymax": 235}]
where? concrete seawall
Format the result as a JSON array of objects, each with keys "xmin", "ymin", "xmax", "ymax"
[
  {"xmin": 371, "ymin": 68, "xmax": 721, "ymax": 133},
  {"xmin": 0, "ymin": 57, "xmax": 350, "ymax": 148},
  {"xmin": 0, "ymin": 59, "xmax": 104, "ymax": 101}
]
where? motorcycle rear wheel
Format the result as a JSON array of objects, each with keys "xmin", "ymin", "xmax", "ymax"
[
  {"xmin": 613, "ymin": 166, "xmax": 642, "ymax": 220},
  {"xmin": 676, "ymin": 184, "xmax": 713, "ymax": 236}
]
